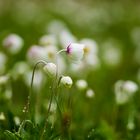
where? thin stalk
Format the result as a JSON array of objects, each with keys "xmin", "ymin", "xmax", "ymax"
[{"xmin": 18, "ymin": 60, "xmax": 47, "ymax": 134}]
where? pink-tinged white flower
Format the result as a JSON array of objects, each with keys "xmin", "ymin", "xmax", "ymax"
[
  {"xmin": 43, "ymin": 63, "xmax": 57, "ymax": 77},
  {"xmin": 60, "ymin": 76, "xmax": 73, "ymax": 88},
  {"xmin": 66, "ymin": 43, "xmax": 85, "ymax": 63},
  {"xmin": 3, "ymin": 34, "xmax": 23, "ymax": 54},
  {"xmin": 27, "ymin": 45, "xmax": 47, "ymax": 64}
]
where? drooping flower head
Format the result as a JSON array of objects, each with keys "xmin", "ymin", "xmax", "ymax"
[
  {"xmin": 60, "ymin": 76, "xmax": 73, "ymax": 88},
  {"xmin": 66, "ymin": 43, "xmax": 85, "ymax": 63},
  {"xmin": 43, "ymin": 63, "xmax": 57, "ymax": 78}
]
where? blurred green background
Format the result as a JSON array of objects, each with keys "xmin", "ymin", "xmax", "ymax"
[{"xmin": 0, "ymin": 0, "xmax": 140, "ymax": 139}]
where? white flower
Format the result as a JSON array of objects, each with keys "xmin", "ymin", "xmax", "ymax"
[
  {"xmin": 0, "ymin": 112, "xmax": 5, "ymax": 120},
  {"xmin": 0, "ymin": 75, "xmax": 9, "ymax": 85},
  {"xmin": 44, "ymin": 45, "xmax": 58, "ymax": 62},
  {"xmin": 47, "ymin": 20, "xmax": 67, "ymax": 35},
  {"xmin": 3, "ymin": 34, "xmax": 23, "ymax": 54},
  {"xmin": 76, "ymin": 79, "xmax": 88, "ymax": 90},
  {"xmin": 59, "ymin": 30, "xmax": 77, "ymax": 49},
  {"xmin": 80, "ymin": 38, "xmax": 100, "ymax": 69},
  {"xmin": 86, "ymin": 89, "xmax": 95, "ymax": 98},
  {"xmin": 14, "ymin": 116, "xmax": 20, "ymax": 125},
  {"xmin": 66, "ymin": 43, "xmax": 85, "ymax": 63},
  {"xmin": 43, "ymin": 63, "xmax": 57, "ymax": 77},
  {"xmin": 60, "ymin": 76, "xmax": 73, "ymax": 88},
  {"xmin": 27, "ymin": 45, "xmax": 47, "ymax": 64},
  {"xmin": 24, "ymin": 70, "xmax": 43, "ymax": 90},
  {"xmin": 123, "ymin": 81, "xmax": 138, "ymax": 95},
  {"xmin": 39, "ymin": 34, "xmax": 57, "ymax": 46},
  {"xmin": 80, "ymin": 38, "xmax": 98, "ymax": 54},
  {"xmin": 102, "ymin": 40, "xmax": 122, "ymax": 67},
  {"xmin": 114, "ymin": 80, "xmax": 138, "ymax": 105},
  {"xmin": 11, "ymin": 61, "xmax": 30, "ymax": 80}
]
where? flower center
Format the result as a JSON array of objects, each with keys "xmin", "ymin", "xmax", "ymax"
[{"xmin": 83, "ymin": 46, "xmax": 90, "ymax": 55}]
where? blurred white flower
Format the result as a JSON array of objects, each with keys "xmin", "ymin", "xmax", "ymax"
[
  {"xmin": 11, "ymin": 61, "xmax": 30, "ymax": 79},
  {"xmin": 24, "ymin": 70, "xmax": 43, "ymax": 90},
  {"xmin": 47, "ymin": 20, "xmax": 67, "ymax": 35},
  {"xmin": 39, "ymin": 34, "xmax": 57, "ymax": 46},
  {"xmin": 86, "ymin": 89, "xmax": 95, "ymax": 98},
  {"xmin": 123, "ymin": 81, "xmax": 138, "ymax": 95},
  {"xmin": 14, "ymin": 116, "xmax": 20, "ymax": 125},
  {"xmin": 3, "ymin": 34, "xmax": 23, "ymax": 54},
  {"xmin": 114, "ymin": 80, "xmax": 138, "ymax": 105},
  {"xmin": 43, "ymin": 63, "xmax": 57, "ymax": 77},
  {"xmin": 60, "ymin": 76, "xmax": 73, "ymax": 88},
  {"xmin": 102, "ymin": 40, "xmax": 122, "ymax": 67},
  {"xmin": 0, "ymin": 52, "xmax": 7, "ymax": 74},
  {"xmin": 80, "ymin": 38, "xmax": 98, "ymax": 54},
  {"xmin": 127, "ymin": 121, "xmax": 135, "ymax": 130},
  {"xmin": 47, "ymin": 102, "xmax": 57, "ymax": 113},
  {"xmin": 76, "ymin": 79, "xmax": 88, "ymax": 90},
  {"xmin": 0, "ymin": 112, "xmax": 5, "ymax": 120},
  {"xmin": 0, "ymin": 75, "xmax": 9, "ymax": 86},
  {"xmin": 27, "ymin": 45, "xmax": 47, "ymax": 64},
  {"xmin": 80, "ymin": 38, "xmax": 100, "ymax": 69},
  {"xmin": 59, "ymin": 30, "xmax": 77, "ymax": 49},
  {"xmin": 66, "ymin": 43, "xmax": 85, "ymax": 63},
  {"xmin": 5, "ymin": 88, "xmax": 12, "ymax": 99},
  {"xmin": 44, "ymin": 45, "xmax": 58, "ymax": 62}
]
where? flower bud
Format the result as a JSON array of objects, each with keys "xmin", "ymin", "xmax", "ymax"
[
  {"xmin": 60, "ymin": 76, "xmax": 73, "ymax": 88},
  {"xmin": 66, "ymin": 43, "xmax": 85, "ymax": 63},
  {"xmin": 3, "ymin": 34, "xmax": 23, "ymax": 54},
  {"xmin": 43, "ymin": 63, "xmax": 57, "ymax": 77}
]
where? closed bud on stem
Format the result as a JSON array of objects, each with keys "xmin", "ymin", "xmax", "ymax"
[
  {"xmin": 43, "ymin": 63, "xmax": 57, "ymax": 77},
  {"xmin": 60, "ymin": 76, "xmax": 73, "ymax": 88}
]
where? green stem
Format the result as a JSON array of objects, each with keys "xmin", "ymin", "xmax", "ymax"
[{"xmin": 18, "ymin": 60, "xmax": 47, "ymax": 134}]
